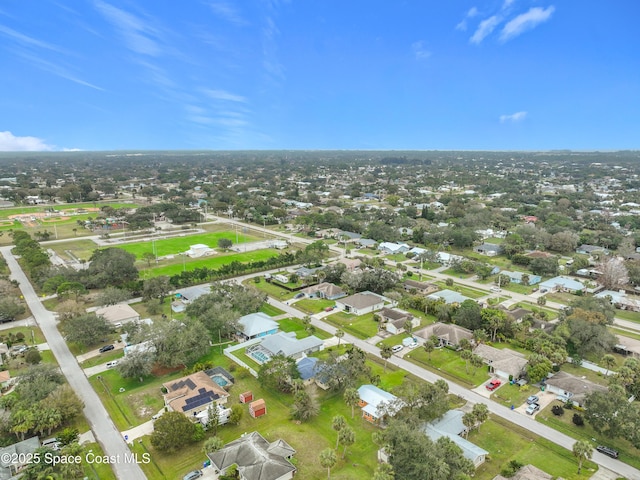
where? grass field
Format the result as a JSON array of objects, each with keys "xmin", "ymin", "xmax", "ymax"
[
  {"xmin": 294, "ymin": 298, "xmax": 334, "ymax": 314},
  {"xmin": 472, "ymin": 416, "xmax": 597, "ymax": 479},
  {"xmin": 139, "ymin": 249, "xmax": 281, "ymax": 278},
  {"xmin": 406, "ymin": 346, "xmax": 490, "ymax": 387},
  {"xmin": 116, "ymin": 231, "xmax": 260, "ymax": 259},
  {"xmin": 322, "ymin": 311, "xmax": 379, "ymax": 339},
  {"xmin": 0, "ymin": 202, "xmax": 136, "ymax": 220}
]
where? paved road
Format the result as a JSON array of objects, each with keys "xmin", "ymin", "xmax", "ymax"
[
  {"xmin": 0, "ymin": 247, "xmax": 147, "ymax": 480},
  {"xmin": 263, "ymin": 293, "xmax": 640, "ymax": 480}
]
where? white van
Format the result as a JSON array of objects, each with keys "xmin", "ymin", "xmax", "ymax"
[{"xmin": 490, "ymin": 286, "xmax": 501, "ymax": 293}]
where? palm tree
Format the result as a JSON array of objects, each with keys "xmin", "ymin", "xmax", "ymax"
[
  {"xmin": 460, "ymin": 349, "xmax": 472, "ymax": 374},
  {"xmin": 462, "ymin": 412, "xmax": 476, "ymax": 438},
  {"xmin": 335, "ymin": 329, "xmax": 345, "ymax": 348},
  {"xmin": 344, "ymin": 387, "xmax": 360, "ymax": 419},
  {"xmin": 601, "ymin": 353, "xmax": 616, "ymax": 376},
  {"xmin": 572, "ymin": 440, "xmax": 593, "ymax": 474},
  {"xmin": 373, "ymin": 463, "xmax": 394, "ymax": 480},
  {"xmin": 331, "ymin": 415, "xmax": 346, "ymax": 449},
  {"xmin": 473, "ymin": 329, "xmax": 488, "ymax": 346},
  {"xmin": 471, "ymin": 403, "xmax": 489, "ymax": 432},
  {"xmin": 458, "ymin": 338, "xmax": 472, "ymax": 351},
  {"xmin": 319, "ymin": 448, "xmax": 337, "ymax": 479},
  {"xmin": 470, "ymin": 354, "xmax": 484, "ymax": 375},
  {"xmin": 380, "ymin": 344, "xmax": 393, "ymax": 372},
  {"xmin": 339, "ymin": 425, "xmax": 355, "ymax": 459},
  {"xmin": 423, "ymin": 340, "xmax": 435, "ymax": 362}
]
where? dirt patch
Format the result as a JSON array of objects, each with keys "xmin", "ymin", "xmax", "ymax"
[
  {"xmin": 126, "ymin": 391, "xmax": 164, "ymax": 421},
  {"xmin": 151, "ymin": 364, "xmax": 184, "ymax": 376}
]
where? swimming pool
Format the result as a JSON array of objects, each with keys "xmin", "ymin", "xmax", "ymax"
[
  {"xmin": 211, "ymin": 374, "xmax": 229, "ymax": 387},
  {"xmin": 251, "ymin": 351, "xmax": 271, "ymax": 363}
]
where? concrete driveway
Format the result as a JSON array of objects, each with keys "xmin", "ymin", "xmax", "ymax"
[{"xmin": 513, "ymin": 389, "xmax": 556, "ymax": 418}]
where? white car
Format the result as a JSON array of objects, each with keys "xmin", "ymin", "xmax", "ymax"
[
  {"xmin": 392, "ymin": 345, "xmax": 403, "ymax": 353},
  {"xmin": 106, "ymin": 360, "xmax": 119, "ymax": 368},
  {"xmin": 525, "ymin": 403, "xmax": 540, "ymax": 415}
]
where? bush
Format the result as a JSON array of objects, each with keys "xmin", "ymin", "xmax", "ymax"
[
  {"xmin": 551, "ymin": 405, "xmax": 564, "ymax": 416},
  {"xmin": 500, "ymin": 460, "xmax": 524, "ymax": 477},
  {"xmin": 572, "ymin": 413, "xmax": 584, "ymax": 426}
]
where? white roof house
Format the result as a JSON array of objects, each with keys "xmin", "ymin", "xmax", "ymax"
[
  {"xmin": 237, "ymin": 312, "xmax": 279, "ymax": 340},
  {"xmin": 424, "ymin": 410, "xmax": 489, "ymax": 467},
  {"xmin": 95, "ymin": 303, "xmax": 140, "ymax": 326},
  {"xmin": 357, "ymin": 384, "xmax": 403, "ymax": 423},
  {"xmin": 185, "ymin": 244, "xmax": 215, "ymax": 258},
  {"xmin": 539, "ymin": 276, "xmax": 584, "ymax": 293},
  {"xmin": 427, "ymin": 289, "xmax": 472, "ymax": 305},
  {"xmin": 378, "ymin": 242, "xmax": 410, "ymax": 254},
  {"xmin": 260, "ymin": 332, "xmax": 324, "ymax": 360}
]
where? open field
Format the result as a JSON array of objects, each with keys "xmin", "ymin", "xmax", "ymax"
[
  {"xmin": 406, "ymin": 345, "xmax": 490, "ymax": 387},
  {"xmin": 0, "ymin": 202, "xmax": 136, "ymax": 220},
  {"xmin": 322, "ymin": 311, "xmax": 379, "ymax": 339},
  {"xmin": 139, "ymin": 249, "xmax": 281, "ymax": 278},
  {"xmin": 115, "ymin": 231, "xmax": 260, "ymax": 259}
]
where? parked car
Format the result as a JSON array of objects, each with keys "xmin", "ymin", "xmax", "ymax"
[
  {"xmin": 106, "ymin": 360, "xmax": 119, "ymax": 368},
  {"xmin": 526, "ymin": 395, "xmax": 539, "ymax": 405},
  {"xmin": 99, "ymin": 344, "xmax": 115, "ymax": 353},
  {"xmin": 294, "ymin": 293, "xmax": 305, "ymax": 299},
  {"xmin": 182, "ymin": 470, "xmax": 203, "ymax": 480},
  {"xmin": 525, "ymin": 403, "xmax": 540, "ymax": 415},
  {"xmin": 41, "ymin": 438, "xmax": 60, "ymax": 450},
  {"xmin": 486, "ymin": 379, "xmax": 502, "ymax": 391},
  {"xmin": 596, "ymin": 446, "xmax": 619, "ymax": 458},
  {"xmin": 392, "ymin": 345, "xmax": 403, "ymax": 353}
]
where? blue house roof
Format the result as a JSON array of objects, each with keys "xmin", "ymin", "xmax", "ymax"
[{"xmin": 296, "ymin": 357, "xmax": 319, "ymax": 380}]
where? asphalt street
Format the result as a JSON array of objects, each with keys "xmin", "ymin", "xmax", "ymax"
[{"xmin": 0, "ymin": 247, "xmax": 147, "ymax": 480}]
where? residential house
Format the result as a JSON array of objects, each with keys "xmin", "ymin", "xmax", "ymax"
[
  {"xmin": 259, "ymin": 332, "xmax": 324, "ymax": 360},
  {"xmin": 357, "ymin": 384, "xmax": 402, "ymax": 424},
  {"xmin": 237, "ymin": 313, "xmax": 279, "ymax": 341},
  {"xmin": 296, "ymin": 356, "xmax": 319, "ymax": 386},
  {"xmin": 207, "ymin": 431, "xmax": 296, "ymax": 480},
  {"xmin": 614, "ymin": 335, "xmax": 640, "ymax": 358},
  {"xmin": 576, "ymin": 244, "xmax": 608, "ymax": 256},
  {"xmin": 424, "ymin": 410, "xmax": 489, "ymax": 467},
  {"xmin": 0, "ymin": 370, "xmax": 11, "ymax": 393},
  {"xmin": 95, "ymin": 303, "xmax": 140, "ymax": 327},
  {"xmin": 378, "ymin": 242, "xmax": 410, "ymax": 255},
  {"xmin": 0, "ymin": 436, "xmax": 41, "ymax": 479},
  {"xmin": 403, "ymin": 279, "xmax": 439, "ymax": 295},
  {"xmin": 335, "ymin": 291, "xmax": 386, "ymax": 315},
  {"xmin": 336, "ymin": 257, "xmax": 362, "ymax": 271},
  {"xmin": 163, "ymin": 371, "xmax": 230, "ymax": 419},
  {"xmin": 435, "ymin": 252, "xmax": 463, "ymax": 266},
  {"xmin": 595, "ymin": 290, "xmax": 640, "ymax": 312},
  {"xmin": 172, "ymin": 285, "xmax": 211, "ymax": 312},
  {"xmin": 500, "ymin": 271, "xmax": 541, "ymax": 285},
  {"xmin": 378, "ymin": 307, "xmax": 419, "ymax": 335},
  {"xmin": 415, "ymin": 322, "xmax": 473, "ymax": 349},
  {"xmin": 426, "ymin": 289, "xmax": 472, "ymax": 305},
  {"xmin": 355, "ymin": 238, "xmax": 377, "ymax": 248},
  {"xmin": 538, "ymin": 276, "xmax": 584, "ymax": 294},
  {"xmin": 473, "ymin": 344, "xmax": 528, "ymax": 380},
  {"xmin": 315, "ymin": 228, "xmax": 341, "ymax": 239},
  {"xmin": 544, "ymin": 371, "xmax": 607, "ymax": 407},
  {"xmin": 300, "ymin": 282, "xmax": 347, "ymax": 300},
  {"xmin": 338, "ymin": 231, "xmax": 362, "ymax": 242},
  {"xmin": 473, "ymin": 243, "xmax": 504, "ymax": 257}
]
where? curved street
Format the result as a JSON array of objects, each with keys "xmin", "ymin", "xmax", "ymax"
[{"xmin": 0, "ymin": 247, "xmax": 147, "ymax": 480}]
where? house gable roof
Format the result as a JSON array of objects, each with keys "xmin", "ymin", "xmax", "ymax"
[
  {"xmin": 207, "ymin": 431, "xmax": 296, "ymax": 480},
  {"xmin": 338, "ymin": 292, "xmax": 385, "ymax": 310},
  {"xmin": 260, "ymin": 332, "xmax": 324, "ymax": 358},
  {"xmin": 163, "ymin": 371, "xmax": 229, "ymax": 413}
]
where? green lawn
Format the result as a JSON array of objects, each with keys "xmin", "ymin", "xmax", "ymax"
[
  {"xmin": 294, "ymin": 298, "xmax": 334, "ymax": 314},
  {"xmin": 441, "ymin": 268, "xmax": 475, "ymax": 278},
  {"xmin": 559, "ymin": 363, "xmax": 609, "ymax": 387},
  {"xmin": 278, "ymin": 317, "xmax": 332, "ymax": 340},
  {"xmin": 491, "ymin": 382, "xmax": 541, "ymax": 408},
  {"xmin": 434, "ymin": 281, "xmax": 488, "ymax": 299},
  {"xmin": 259, "ymin": 303, "xmax": 285, "ymax": 316},
  {"xmin": 127, "ymin": 356, "xmax": 406, "ymax": 480},
  {"xmin": 139, "ymin": 249, "xmax": 281, "ymax": 278},
  {"xmin": 248, "ymin": 278, "xmax": 297, "ymax": 300},
  {"xmin": 615, "ymin": 308, "xmax": 640, "ymax": 323},
  {"xmin": 83, "ymin": 442, "xmax": 118, "ymax": 480},
  {"xmin": 472, "ymin": 417, "xmax": 597, "ymax": 480},
  {"xmin": 536, "ymin": 400, "xmax": 640, "ymax": 470},
  {"xmin": 322, "ymin": 311, "xmax": 379, "ymax": 339},
  {"xmin": 0, "ymin": 202, "xmax": 135, "ymax": 220},
  {"xmin": 0, "ymin": 325, "xmax": 46, "ymax": 345},
  {"xmin": 405, "ymin": 346, "xmax": 489, "ymax": 387},
  {"xmin": 116, "ymin": 232, "xmax": 259, "ymax": 259},
  {"xmin": 80, "ymin": 350, "xmax": 124, "ymax": 368}
]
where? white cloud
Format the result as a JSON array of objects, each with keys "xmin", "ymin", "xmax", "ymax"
[
  {"xmin": 455, "ymin": 7, "xmax": 479, "ymax": 31},
  {"xmin": 202, "ymin": 89, "xmax": 247, "ymax": 103},
  {"xmin": 500, "ymin": 111, "xmax": 527, "ymax": 123},
  {"xmin": 0, "ymin": 131, "xmax": 55, "ymax": 151},
  {"xmin": 206, "ymin": 1, "xmax": 247, "ymax": 26},
  {"xmin": 411, "ymin": 41, "xmax": 431, "ymax": 60},
  {"xmin": 470, "ymin": 15, "xmax": 501, "ymax": 44},
  {"xmin": 500, "ymin": 6, "xmax": 555, "ymax": 42},
  {"xmin": 502, "ymin": 0, "xmax": 515, "ymax": 10},
  {"xmin": 94, "ymin": 0, "xmax": 162, "ymax": 56}
]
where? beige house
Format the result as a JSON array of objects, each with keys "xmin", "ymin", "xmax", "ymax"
[
  {"xmin": 95, "ymin": 303, "xmax": 140, "ymax": 326},
  {"xmin": 403, "ymin": 279, "xmax": 439, "ymax": 295},
  {"xmin": 163, "ymin": 371, "xmax": 229, "ymax": 419},
  {"xmin": 415, "ymin": 322, "xmax": 473, "ymax": 349},
  {"xmin": 544, "ymin": 371, "xmax": 607, "ymax": 407},
  {"xmin": 474, "ymin": 344, "xmax": 528, "ymax": 380},
  {"xmin": 335, "ymin": 291, "xmax": 386, "ymax": 316},
  {"xmin": 378, "ymin": 307, "xmax": 419, "ymax": 335},
  {"xmin": 493, "ymin": 464, "xmax": 553, "ymax": 480}
]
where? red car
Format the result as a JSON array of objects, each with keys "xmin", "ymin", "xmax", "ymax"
[{"xmin": 486, "ymin": 379, "xmax": 502, "ymax": 391}]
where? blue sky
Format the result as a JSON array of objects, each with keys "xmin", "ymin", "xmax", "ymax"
[{"xmin": 0, "ymin": 1, "xmax": 638, "ymax": 151}]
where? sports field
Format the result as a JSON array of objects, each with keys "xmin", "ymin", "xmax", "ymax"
[
  {"xmin": 0, "ymin": 202, "xmax": 135, "ymax": 220},
  {"xmin": 139, "ymin": 248, "xmax": 281, "ymax": 277},
  {"xmin": 116, "ymin": 231, "xmax": 260, "ymax": 259}
]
